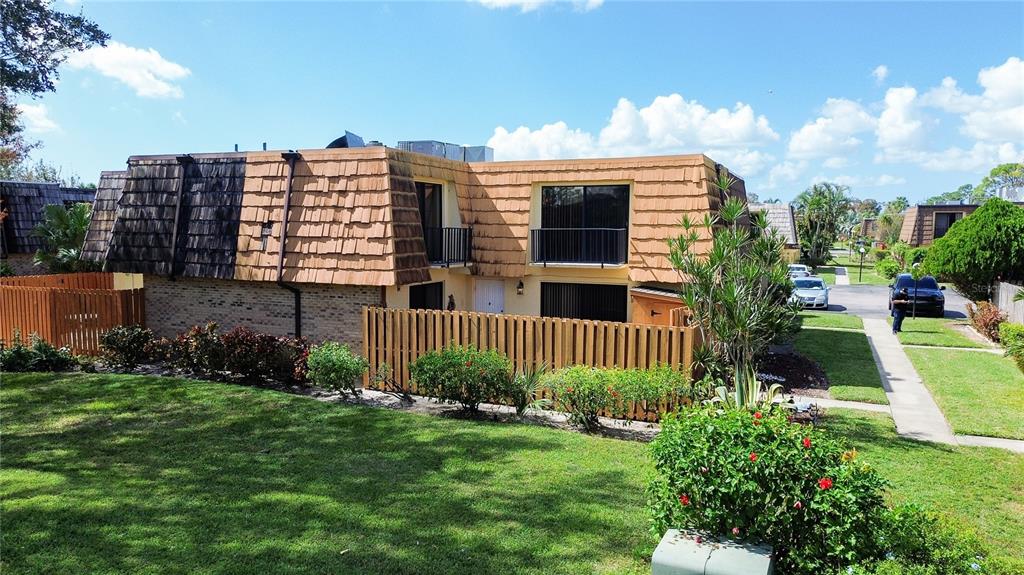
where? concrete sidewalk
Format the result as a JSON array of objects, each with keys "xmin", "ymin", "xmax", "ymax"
[
  {"xmin": 834, "ymin": 267, "xmax": 850, "ymax": 285},
  {"xmin": 862, "ymin": 318, "xmax": 957, "ymax": 444}
]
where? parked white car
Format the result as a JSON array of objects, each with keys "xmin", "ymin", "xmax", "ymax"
[
  {"xmin": 788, "ymin": 264, "xmax": 811, "ymax": 278},
  {"xmin": 790, "ymin": 277, "xmax": 829, "ymax": 309}
]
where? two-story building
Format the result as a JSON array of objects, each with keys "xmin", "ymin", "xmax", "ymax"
[{"xmin": 82, "ymin": 140, "xmax": 746, "ymax": 348}]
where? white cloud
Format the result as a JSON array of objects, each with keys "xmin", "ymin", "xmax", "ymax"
[
  {"xmin": 787, "ymin": 98, "xmax": 876, "ymax": 160},
  {"xmin": 66, "ymin": 41, "xmax": 190, "ymax": 99},
  {"xmin": 921, "ymin": 57, "xmax": 1024, "ymax": 142},
  {"xmin": 488, "ymin": 93, "xmax": 778, "ymax": 172},
  {"xmin": 474, "ymin": 0, "xmax": 602, "ymax": 12},
  {"xmin": 872, "ymin": 65, "xmax": 889, "ymax": 84},
  {"xmin": 765, "ymin": 160, "xmax": 808, "ymax": 190},
  {"xmin": 16, "ymin": 103, "xmax": 59, "ymax": 133},
  {"xmin": 875, "ymin": 86, "xmax": 926, "ymax": 162},
  {"xmin": 823, "ymin": 157, "xmax": 850, "ymax": 169},
  {"xmin": 813, "ymin": 173, "xmax": 906, "ymax": 188},
  {"xmin": 913, "ymin": 142, "xmax": 1021, "ymax": 172}
]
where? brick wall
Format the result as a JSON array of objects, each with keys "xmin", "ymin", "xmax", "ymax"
[
  {"xmin": 144, "ymin": 275, "xmax": 382, "ymax": 349},
  {"xmin": 1, "ymin": 254, "xmax": 40, "ymax": 276}
]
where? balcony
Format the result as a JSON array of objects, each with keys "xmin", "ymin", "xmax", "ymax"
[
  {"xmin": 424, "ymin": 226, "xmax": 472, "ymax": 267},
  {"xmin": 530, "ymin": 228, "xmax": 627, "ymax": 267}
]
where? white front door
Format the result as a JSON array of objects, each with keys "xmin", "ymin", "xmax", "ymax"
[{"xmin": 474, "ymin": 280, "xmax": 505, "ymax": 314}]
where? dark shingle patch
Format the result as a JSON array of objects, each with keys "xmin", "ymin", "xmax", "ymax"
[{"xmin": 1, "ymin": 181, "xmax": 96, "ymax": 256}]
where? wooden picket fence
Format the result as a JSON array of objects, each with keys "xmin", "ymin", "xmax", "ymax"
[
  {"xmin": 0, "ymin": 272, "xmax": 115, "ymax": 289},
  {"xmin": 362, "ymin": 306, "xmax": 702, "ymax": 420},
  {"xmin": 0, "ymin": 274, "xmax": 145, "ymax": 355}
]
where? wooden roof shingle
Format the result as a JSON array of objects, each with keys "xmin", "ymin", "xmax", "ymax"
[{"xmin": 1, "ymin": 180, "xmax": 96, "ymax": 256}]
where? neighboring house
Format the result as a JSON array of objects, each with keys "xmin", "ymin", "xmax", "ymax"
[
  {"xmin": 0, "ymin": 181, "xmax": 96, "ymax": 275},
  {"xmin": 83, "ymin": 141, "xmax": 747, "ymax": 346},
  {"xmin": 860, "ymin": 217, "xmax": 878, "ymax": 240},
  {"xmin": 899, "ymin": 203, "xmax": 979, "ymax": 247},
  {"xmin": 749, "ymin": 203, "xmax": 799, "ymax": 262}
]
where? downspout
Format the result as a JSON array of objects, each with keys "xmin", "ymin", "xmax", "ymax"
[
  {"xmin": 168, "ymin": 154, "xmax": 194, "ymax": 280},
  {"xmin": 277, "ymin": 151, "xmax": 303, "ymax": 338}
]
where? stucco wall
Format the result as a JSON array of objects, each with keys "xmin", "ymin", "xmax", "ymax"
[{"xmin": 144, "ymin": 275, "xmax": 381, "ymax": 348}]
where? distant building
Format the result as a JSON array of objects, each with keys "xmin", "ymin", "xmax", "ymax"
[
  {"xmin": 749, "ymin": 203, "xmax": 800, "ymax": 262},
  {"xmin": 0, "ymin": 181, "xmax": 96, "ymax": 275}
]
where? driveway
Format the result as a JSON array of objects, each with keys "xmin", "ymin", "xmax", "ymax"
[{"xmin": 825, "ymin": 284, "xmax": 970, "ymax": 319}]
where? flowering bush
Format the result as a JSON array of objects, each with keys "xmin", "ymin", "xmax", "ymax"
[
  {"xmin": 410, "ymin": 345, "xmax": 512, "ymax": 412},
  {"xmin": 0, "ymin": 332, "xmax": 75, "ymax": 372},
  {"xmin": 306, "ymin": 341, "xmax": 368, "ymax": 393},
  {"xmin": 966, "ymin": 301, "xmax": 1006, "ymax": 342},
  {"xmin": 99, "ymin": 325, "xmax": 154, "ymax": 369},
  {"xmin": 648, "ymin": 408, "xmax": 888, "ymax": 574},
  {"xmin": 221, "ymin": 326, "xmax": 309, "ymax": 384}
]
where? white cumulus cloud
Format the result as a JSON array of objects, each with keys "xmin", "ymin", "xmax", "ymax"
[
  {"xmin": 66, "ymin": 41, "xmax": 191, "ymax": 99},
  {"xmin": 872, "ymin": 65, "xmax": 889, "ymax": 84},
  {"xmin": 920, "ymin": 57, "xmax": 1024, "ymax": 142},
  {"xmin": 487, "ymin": 93, "xmax": 778, "ymax": 175},
  {"xmin": 16, "ymin": 102, "xmax": 59, "ymax": 133},
  {"xmin": 787, "ymin": 98, "xmax": 876, "ymax": 160},
  {"xmin": 875, "ymin": 86, "xmax": 926, "ymax": 162},
  {"xmin": 474, "ymin": 0, "xmax": 602, "ymax": 12}
]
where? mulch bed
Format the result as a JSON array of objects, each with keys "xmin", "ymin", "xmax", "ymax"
[{"xmin": 758, "ymin": 352, "xmax": 831, "ymax": 399}]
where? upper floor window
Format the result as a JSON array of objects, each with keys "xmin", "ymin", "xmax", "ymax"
[
  {"xmin": 934, "ymin": 212, "xmax": 963, "ymax": 239},
  {"xmin": 541, "ymin": 185, "xmax": 629, "ymax": 230}
]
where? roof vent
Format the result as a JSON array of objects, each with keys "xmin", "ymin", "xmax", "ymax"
[{"xmin": 326, "ymin": 131, "xmax": 365, "ymax": 149}]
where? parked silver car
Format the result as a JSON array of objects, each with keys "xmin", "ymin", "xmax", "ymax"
[
  {"xmin": 790, "ymin": 277, "xmax": 829, "ymax": 309},
  {"xmin": 788, "ymin": 264, "xmax": 811, "ymax": 278}
]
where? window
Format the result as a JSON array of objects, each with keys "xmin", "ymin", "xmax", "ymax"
[
  {"xmin": 541, "ymin": 185, "xmax": 629, "ymax": 230},
  {"xmin": 409, "ymin": 281, "xmax": 444, "ymax": 310},
  {"xmin": 933, "ymin": 212, "xmax": 962, "ymax": 239},
  {"xmin": 416, "ymin": 182, "xmax": 442, "ymax": 230},
  {"xmin": 541, "ymin": 282, "xmax": 627, "ymax": 322}
]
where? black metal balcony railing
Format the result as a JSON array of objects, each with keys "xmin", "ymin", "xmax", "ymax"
[
  {"xmin": 424, "ymin": 226, "xmax": 472, "ymax": 266},
  {"xmin": 530, "ymin": 228, "xmax": 628, "ymax": 267}
]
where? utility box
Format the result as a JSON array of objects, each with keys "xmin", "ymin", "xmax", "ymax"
[{"xmin": 652, "ymin": 530, "xmax": 774, "ymax": 575}]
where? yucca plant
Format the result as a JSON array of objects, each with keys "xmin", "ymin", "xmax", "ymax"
[
  {"xmin": 669, "ymin": 174, "xmax": 800, "ymax": 410},
  {"xmin": 507, "ymin": 361, "xmax": 551, "ymax": 416}
]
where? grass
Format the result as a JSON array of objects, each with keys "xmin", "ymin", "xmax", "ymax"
[
  {"xmin": 822, "ymin": 409, "xmax": 1024, "ymax": 573},
  {"xmin": 0, "ymin": 373, "xmax": 654, "ymax": 575},
  {"xmin": 797, "ymin": 311, "xmax": 863, "ymax": 330},
  {"xmin": 814, "ymin": 253, "xmax": 890, "ymax": 286},
  {"xmin": 3, "ymin": 374, "xmax": 1022, "ymax": 574},
  {"xmin": 794, "ymin": 328, "xmax": 888, "ymax": 404},
  {"xmin": 889, "ymin": 316, "xmax": 986, "ymax": 348},
  {"xmin": 906, "ymin": 348, "xmax": 1024, "ymax": 440}
]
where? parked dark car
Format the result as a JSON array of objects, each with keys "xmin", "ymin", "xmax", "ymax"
[{"xmin": 888, "ymin": 273, "xmax": 945, "ymax": 317}]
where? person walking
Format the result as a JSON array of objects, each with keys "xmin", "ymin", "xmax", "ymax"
[{"xmin": 891, "ymin": 288, "xmax": 910, "ymax": 334}]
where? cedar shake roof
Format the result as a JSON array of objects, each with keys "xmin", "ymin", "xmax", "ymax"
[
  {"xmin": 86, "ymin": 148, "xmax": 741, "ymax": 287},
  {"xmin": 750, "ymin": 203, "xmax": 798, "ymax": 246},
  {"xmin": 81, "ymin": 171, "xmax": 127, "ymax": 263},
  {"xmin": 898, "ymin": 204, "xmax": 983, "ymax": 247},
  {"xmin": 1, "ymin": 180, "xmax": 96, "ymax": 256}
]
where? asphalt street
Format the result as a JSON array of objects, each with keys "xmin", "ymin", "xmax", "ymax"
[{"xmin": 824, "ymin": 284, "xmax": 969, "ymax": 319}]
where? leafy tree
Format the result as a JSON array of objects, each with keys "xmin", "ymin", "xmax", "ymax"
[
  {"xmin": 886, "ymin": 196, "xmax": 909, "ymax": 214},
  {"xmin": 30, "ymin": 202, "xmax": 98, "ymax": 273},
  {"xmin": 793, "ymin": 182, "xmax": 851, "ymax": 266},
  {"xmin": 669, "ymin": 176, "xmax": 800, "ymax": 407},
  {"xmin": 0, "ymin": 156, "xmax": 92, "ymax": 187},
  {"xmin": 976, "ymin": 163, "xmax": 1024, "ymax": 202},
  {"xmin": 852, "ymin": 198, "xmax": 881, "ymax": 217},
  {"xmin": 924, "ymin": 184, "xmax": 973, "ymax": 205},
  {"xmin": 924, "ymin": 198, "xmax": 1024, "ymax": 300},
  {"xmin": 1, "ymin": 0, "xmax": 108, "ymax": 168},
  {"xmin": 877, "ymin": 211, "xmax": 903, "ymax": 246}
]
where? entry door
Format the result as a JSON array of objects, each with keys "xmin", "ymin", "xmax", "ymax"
[{"xmin": 474, "ymin": 280, "xmax": 505, "ymax": 314}]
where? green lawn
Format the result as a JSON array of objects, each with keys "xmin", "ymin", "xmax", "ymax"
[
  {"xmin": 2, "ymin": 374, "xmax": 1022, "ymax": 574},
  {"xmin": 0, "ymin": 373, "xmax": 653, "ymax": 575},
  {"xmin": 890, "ymin": 316, "xmax": 986, "ymax": 348},
  {"xmin": 823, "ymin": 409, "xmax": 1024, "ymax": 573},
  {"xmin": 815, "ymin": 254, "xmax": 890, "ymax": 286},
  {"xmin": 794, "ymin": 328, "xmax": 888, "ymax": 404},
  {"xmin": 797, "ymin": 311, "xmax": 863, "ymax": 330},
  {"xmin": 906, "ymin": 348, "xmax": 1024, "ymax": 440}
]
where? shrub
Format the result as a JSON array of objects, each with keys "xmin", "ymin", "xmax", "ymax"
[
  {"xmin": 167, "ymin": 323, "xmax": 226, "ymax": 376},
  {"xmin": 966, "ymin": 301, "xmax": 1006, "ymax": 342},
  {"xmin": 505, "ymin": 362, "xmax": 550, "ymax": 416},
  {"xmin": 648, "ymin": 408, "xmax": 888, "ymax": 575},
  {"xmin": 924, "ymin": 198, "xmax": 1024, "ymax": 300},
  {"xmin": 0, "ymin": 261, "xmax": 13, "ymax": 277},
  {"xmin": 545, "ymin": 365, "xmax": 696, "ymax": 429},
  {"xmin": 875, "ymin": 258, "xmax": 901, "ymax": 280},
  {"xmin": 1000, "ymin": 322, "xmax": 1024, "ymax": 373},
  {"xmin": 306, "ymin": 341, "xmax": 368, "ymax": 393},
  {"xmin": 221, "ymin": 326, "xmax": 309, "ymax": 384},
  {"xmin": 99, "ymin": 325, "xmax": 154, "ymax": 369},
  {"xmin": 0, "ymin": 332, "xmax": 75, "ymax": 372},
  {"xmin": 410, "ymin": 345, "xmax": 512, "ymax": 412}
]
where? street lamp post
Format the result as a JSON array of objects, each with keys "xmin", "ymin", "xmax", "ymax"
[{"xmin": 858, "ymin": 246, "xmax": 866, "ymax": 283}]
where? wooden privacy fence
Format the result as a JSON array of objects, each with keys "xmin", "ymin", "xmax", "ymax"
[
  {"xmin": 0, "ymin": 274, "xmax": 145, "ymax": 355},
  {"xmin": 0, "ymin": 272, "xmax": 114, "ymax": 289},
  {"xmin": 363, "ymin": 306, "xmax": 701, "ymax": 398}
]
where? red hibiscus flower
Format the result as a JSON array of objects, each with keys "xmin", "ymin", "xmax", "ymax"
[
  {"xmin": 793, "ymin": 501, "xmax": 803, "ymax": 509},
  {"xmin": 566, "ymin": 386, "xmax": 574, "ymax": 393},
  {"xmin": 465, "ymin": 360, "xmax": 473, "ymax": 367},
  {"xmin": 678, "ymin": 494, "xmax": 690, "ymax": 506},
  {"xmin": 749, "ymin": 452, "xmax": 758, "ymax": 462},
  {"xmin": 818, "ymin": 477, "xmax": 833, "ymax": 490},
  {"xmin": 732, "ymin": 527, "xmax": 740, "ymax": 536},
  {"xmin": 802, "ymin": 437, "xmax": 812, "ymax": 449},
  {"xmin": 753, "ymin": 411, "xmax": 763, "ymax": 420}
]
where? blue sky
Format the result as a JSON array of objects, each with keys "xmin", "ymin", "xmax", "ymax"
[{"xmin": 17, "ymin": 1, "xmax": 1024, "ymax": 203}]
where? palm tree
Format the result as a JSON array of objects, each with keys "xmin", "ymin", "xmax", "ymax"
[
  {"xmin": 31, "ymin": 202, "xmax": 97, "ymax": 273},
  {"xmin": 793, "ymin": 182, "xmax": 851, "ymax": 266}
]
